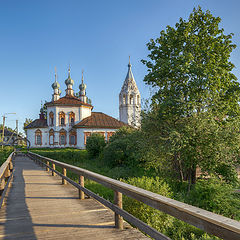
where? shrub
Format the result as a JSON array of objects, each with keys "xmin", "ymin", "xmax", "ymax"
[
  {"xmin": 86, "ymin": 133, "xmax": 106, "ymax": 158},
  {"xmin": 103, "ymin": 127, "xmax": 146, "ymax": 168},
  {"xmin": 185, "ymin": 178, "xmax": 240, "ymax": 220},
  {"xmin": 0, "ymin": 146, "xmax": 14, "ymax": 165}
]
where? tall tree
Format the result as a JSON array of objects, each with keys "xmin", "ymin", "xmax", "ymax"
[
  {"xmin": 142, "ymin": 7, "xmax": 240, "ymax": 186},
  {"xmin": 142, "ymin": 7, "xmax": 240, "ymax": 117}
]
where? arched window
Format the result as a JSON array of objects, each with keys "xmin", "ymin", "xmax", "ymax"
[
  {"xmin": 35, "ymin": 129, "xmax": 42, "ymax": 145},
  {"xmin": 49, "ymin": 129, "xmax": 54, "ymax": 145},
  {"xmin": 84, "ymin": 132, "xmax": 91, "ymax": 145},
  {"xmin": 69, "ymin": 130, "xmax": 77, "ymax": 145},
  {"xmin": 59, "ymin": 129, "xmax": 66, "ymax": 145},
  {"xmin": 69, "ymin": 112, "xmax": 75, "ymax": 126},
  {"xmin": 123, "ymin": 94, "xmax": 126, "ymax": 104},
  {"xmin": 137, "ymin": 95, "xmax": 140, "ymax": 105},
  {"xmin": 59, "ymin": 111, "xmax": 65, "ymax": 126},
  {"xmin": 130, "ymin": 95, "xmax": 133, "ymax": 104},
  {"xmin": 49, "ymin": 112, "xmax": 54, "ymax": 126}
]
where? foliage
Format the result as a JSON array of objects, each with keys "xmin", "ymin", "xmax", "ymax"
[
  {"xmin": 86, "ymin": 133, "xmax": 106, "ymax": 158},
  {"xmin": 103, "ymin": 127, "xmax": 147, "ymax": 168},
  {"xmin": 0, "ymin": 146, "xmax": 14, "ymax": 165},
  {"xmin": 142, "ymin": 111, "xmax": 240, "ymax": 186},
  {"xmin": 123, "ymin": 176, "xmax": 223, "ymax": 240},
  {"xmin": 28, "ymin": 148, "xmax": 239, "ymax": 240},
  {"xmin": 184, "ymin": 178, "xmax": 240, "ymax": 220},
  {"xmin": 142, "ymin": 6, "xmax": 239, "ymax": 116},
  {"xmin": 23, "ymin": 118, "xmax": 33, "ymax": 135},
  {"xmin": 0, "ymin": 125, "xmax": 15, "ymax": 131},
  {"xmin": 141, "ymin": 6, "xmax": 240, "ymax": 186}
]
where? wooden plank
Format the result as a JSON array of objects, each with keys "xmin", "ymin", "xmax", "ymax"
[
  {"xmin": 0, "ymin": 152, "xmax": 14, "ymax": 178},
  {"xmin": 0, "ymin": 171, "xmax": 13, "ymax": 208},
  {"xmin": 38, "ymin": 160, "xmax": 170, "ymax": 240},
  {"xmin": 0, "ymin": 155, "xmax": 149, "ymax": 240},
  {"xmin": 28, "ymin": 151, "xmax": 240, "ymax": 240}
]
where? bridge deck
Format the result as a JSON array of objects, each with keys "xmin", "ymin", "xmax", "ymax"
[{"xmin": 0, "ymin": 155, "xmax": 149, "ymax": 240}]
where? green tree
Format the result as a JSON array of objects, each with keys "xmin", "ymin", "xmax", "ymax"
[
  {"xmin": 23, "ymin": 118, "xmax": 33, "ymax": 135},
  {"xmin": 142, "ymin": 7, "xmax": 240, "ymax": 186},
  {"xmin": 86, "ymin": 133, "xmax": 106, "ymax": 158}
]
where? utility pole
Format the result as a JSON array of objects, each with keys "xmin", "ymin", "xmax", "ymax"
[
  {"xmin": 16, "ymin": 120, "xmax": 18, "ymax": 146},
  {"xmin": 1, "ymin": 116, "xmax": 6, "ymax": 149},
  {"xmin": 1, "ymin": 113, "xmax": 16, "ymax": 149}
]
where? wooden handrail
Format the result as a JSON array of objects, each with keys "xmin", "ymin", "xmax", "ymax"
[
  {"xmin": 27, "ymin": 151, "xmax": 240, "ymax": 240},
  {"xmin": 0, "ymin": 152, "xmax": 14, "ymax": 208}
]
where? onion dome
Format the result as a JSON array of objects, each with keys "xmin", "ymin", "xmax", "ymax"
[
  {"xmin": 65, "ymin": 66, "xmax": 74, "ymax": 86},
  {"xmin": 52, "ymin": 81, "xmax": 60, "ymax": 89}
]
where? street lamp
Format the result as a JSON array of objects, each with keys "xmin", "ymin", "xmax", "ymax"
[{"xmin": 1, "ymin": 113, "xmax": 16, "ymax": 149}]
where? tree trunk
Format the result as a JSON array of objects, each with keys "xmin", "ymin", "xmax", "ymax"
[{"xmin": 191, "ymin": 167, "xmax": 197, "ymax": 185}]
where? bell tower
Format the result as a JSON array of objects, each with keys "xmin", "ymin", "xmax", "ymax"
[{"xmin": 119, "ymin": 57, "xmax": 141, "ymax": 127}]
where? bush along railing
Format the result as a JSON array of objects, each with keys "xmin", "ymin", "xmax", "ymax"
[
  {"xmin": 0, "ymin": 152, "xmax": 14, "ymax": 208},
  {"xmin": 27, "ymin": 151, "xmax": 240, "ymax": 240}
]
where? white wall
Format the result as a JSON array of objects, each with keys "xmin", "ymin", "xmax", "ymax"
[
  {"xmin": 27, "ymin": 127, "xmax": 118, "ymax": 149},
  {"xmin": 28, "ymin": 104, "xmax": 92, "ymax": 148},
  {"xmin": 27, "ymin": 128, "xmax": 48, "ymax": 148},
  {"xmin": 76, "ymin": 128, "xmax": 118, "ymax": 149}
]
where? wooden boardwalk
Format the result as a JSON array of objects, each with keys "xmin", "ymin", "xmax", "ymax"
[{"xmin": 0, "ymin": 155, "xmax": 149, "ymax": 240}]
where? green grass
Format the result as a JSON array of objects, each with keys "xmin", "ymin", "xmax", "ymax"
[
  {"xmin": 27, "ymin": 148, "xmax": 240, "ymax": 240},
  {"xmin": 0, "ymin": 146, "xmax": 14, "ymax": 165}
]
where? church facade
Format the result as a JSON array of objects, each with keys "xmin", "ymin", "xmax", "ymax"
[{"xmin": 25, "ymin": 60, "xmax": 141, "ymax": 149}]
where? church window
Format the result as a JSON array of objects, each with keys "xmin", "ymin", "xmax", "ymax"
[
  {"xmin": 130, "ymin": 95, "xmax": 133, "ymax": 104},
  {"xmin": 69, "ymin": 112, "xmax": 75, "ymax": 126},
  {"xmin": 49, "ymin": 112, "xmax": 54, "ymax": 126},
  {"xmin": 49, "ymin": 129, "xmax": 54, "ymax": 145},
  {"xmin": 61, "ymin": 118, "xmax": 65, "ymax": 125},
  {"xmin": 69, "ymin": 130, "xmax": 77, "ymax": 145},
  {"xmin": 123, "ymin": 94, "xmax": 126, "ymax": 104},
  {"xmin": 50, "ymin": 135, "xmax": 54, "ymax": 145},
  {"xmin": 35, "ymin": 129, "xmax": 42, "ymax": 145},
  {"xmin": 59, "ymin": 112, "xmax": 65, "ymax": 126},
  {"xmin": 60, "ymin": 135, "xmax": 65, "ymax": 145},
  {"xmin": 137, "ymin": 95, "xmax": 140, "ymax": 105},
  {"xmin": 84, "ymin": 132, "xmax": 91, "ymax": 145},
  {"xmin": 59, "ymin": 129, "xmax": 66, "ymax": 145},
  {"xmin": 70, "ymin": 135, "xmax": 75, "ymax": 145}
]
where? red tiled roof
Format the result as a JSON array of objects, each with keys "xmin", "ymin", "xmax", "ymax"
[
  {"xmin": 45, "ymin": 95, "xmax": 93, "ymax": 108},
  {"xmin": 74, "ymin": 112, "xmax": 128, "ymax": 129},
  {"xmin": 24, "ymin": 119, "xmax": 48, "ymax": 129}
]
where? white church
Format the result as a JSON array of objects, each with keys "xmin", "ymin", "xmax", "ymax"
[{"xmin": 25, "ymin": 60, "xmax": 141, "ymax": 149}]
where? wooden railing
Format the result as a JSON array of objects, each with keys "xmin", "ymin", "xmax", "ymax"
[
  {"xmin": 0, "ymin": 152, "xmax": 14, "ymax": 208},
  {"xmin": 27, "ymin": 151, "xmax": 240, "ymax": 240}
]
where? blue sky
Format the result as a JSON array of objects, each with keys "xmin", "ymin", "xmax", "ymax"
[{"xmin": 0, "ymin": 0, "xmax": 240, "ymax": 133}]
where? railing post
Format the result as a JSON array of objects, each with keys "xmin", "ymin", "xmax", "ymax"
[
  {"xmin": 46, "ymin": 161, "xmax": 49, "ymax": 172},
  {"xmin": 52, "ymin": 163, "xmax": 56, "ymax": 176},
  {"xmin": 114, "ymin": 191, "xmax": 123, "ymax": 230},
  {"xmin": 9, "ymin": 161, "xmax": 13, "ymax": 171},
  {"xmin": 4, "ymin": 165, "xmax": 10, "ymax": 178},
  {"xmin": 62, "ymin": 168, "xmax": 67, "ymax": 185},
  {"xmin": 78, "ymin": 175, "xmax": 85, "ymax": 200},
  {"xmin": 0, "ymin": 177, "xmax": 5, "ymax": 195}
]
